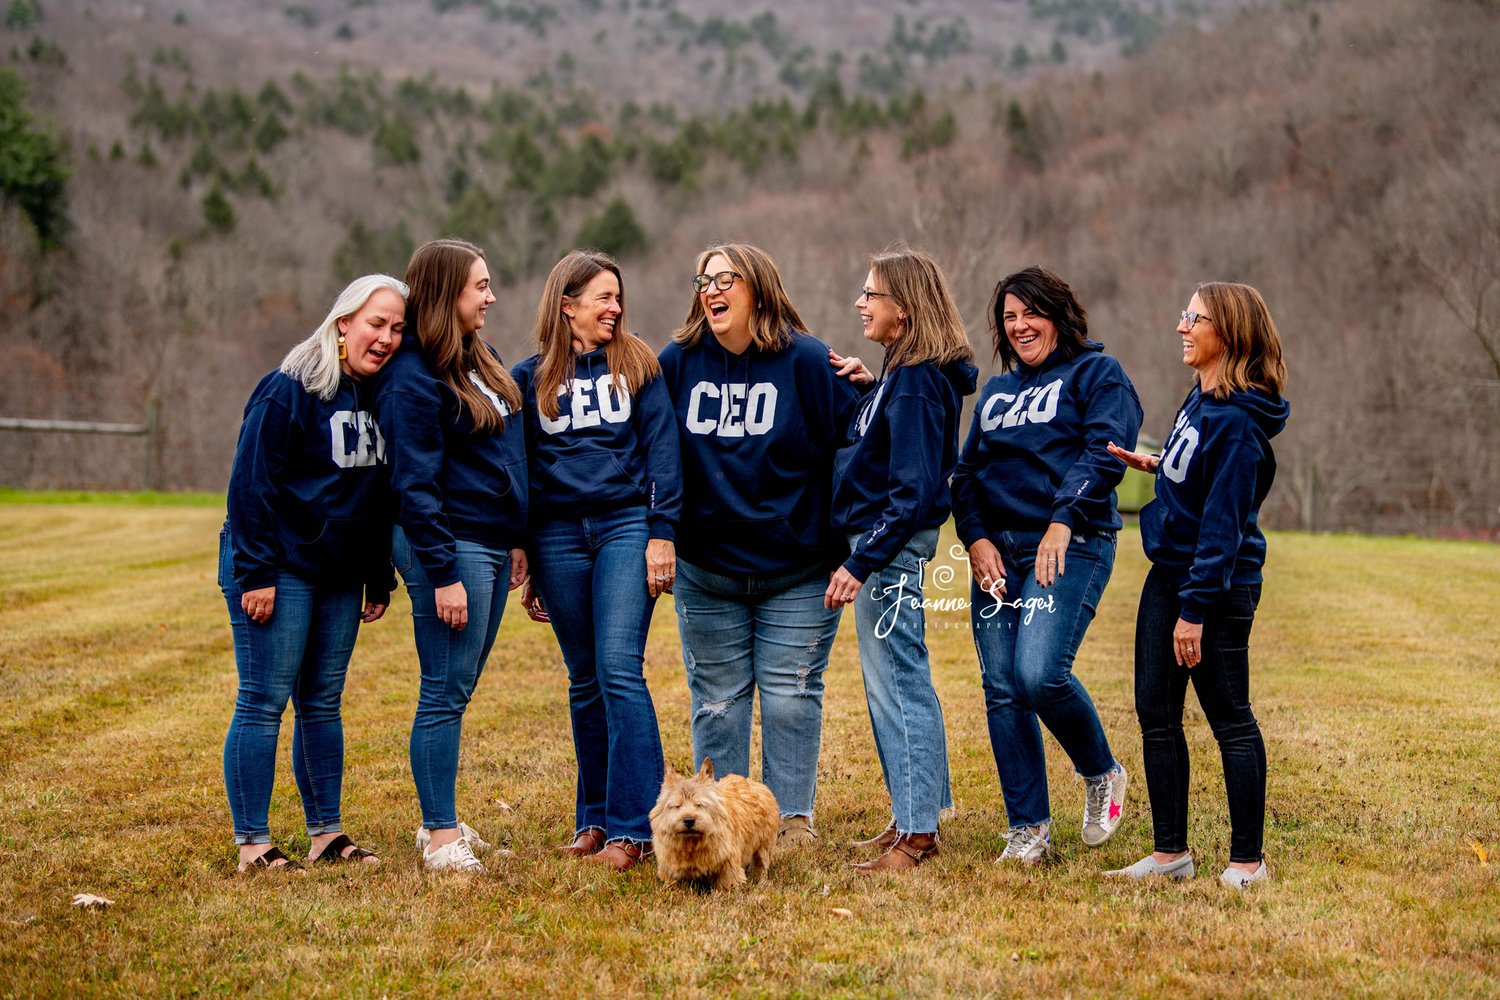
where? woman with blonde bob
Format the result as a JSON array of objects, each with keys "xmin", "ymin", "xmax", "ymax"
[
  {"xmin": 657, "ymin": 242, "xmax": 863, "ymax": 847},
  {"xmin": 1106, "ymin": 281, "xmax": 1289, "ymax": 888},
  {"xmin": 513, "ymin": 250, "xmax": 680, "ymax": 872},
  {"xmin": 376, "ymin": 238, "xmax": 530, "ymax": 874},
  {"xmin": 827, "ymin": 244, "xmax": 977, "ymax": 872},
  {"xmin": 221, "ymin": 273, "xmax": 407, "ymax": 871}
]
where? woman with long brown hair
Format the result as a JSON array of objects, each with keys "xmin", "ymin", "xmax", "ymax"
[
  {"xmin": 376, "ymin": 238, "xmax": 529, "ymax": 874},
  {"xmin": 826, "ymin": 244, "xmax": 977, "ymax": 872},
  {"xmin": 1106, "ymin": 281, "xmax": 1289, "ymax": 887},
  {"xmin": 512, "ymin": 250, "xmax": 680, "ymax": 872}
]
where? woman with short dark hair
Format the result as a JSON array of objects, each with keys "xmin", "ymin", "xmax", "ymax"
[
  {"xmin": 1106, "ymin": 281, "xmax": 1288, "ymax": 888},
  {"xmin": 953, "ymin": 265, "xmax": 1141, "ymax": 866}
]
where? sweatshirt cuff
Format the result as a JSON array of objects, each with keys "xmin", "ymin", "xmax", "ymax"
[
  {"xmin": 648, "ymin": 520, "xmax": 676, "ymax": 543},
  {"xmin": 1049, "ymin": 507, "xmax": 1080, "ymax": 531},
  {"xmin": 841, "ymin": 556, "xmax": 872, "ymax": 584},
  {"xmin": 955, "ymin": 514, "xmax": 987, "ymax": 549},
  {"xmin": 1178, "ymin": 601, "xmax": 1206, "ymax": 625}
]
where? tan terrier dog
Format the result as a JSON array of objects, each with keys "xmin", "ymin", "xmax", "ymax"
[{"xmin": 649, "ymin": 758, "xmax": 778, "ymax": 891}]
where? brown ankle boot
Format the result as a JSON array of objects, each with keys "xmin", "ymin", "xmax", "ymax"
[
  {"xmin": 850, "ymin": 820, "xmax": 900, "ymax": 850},
  {"xmin": 557, "ymin": 828, "xmax": 605, "ymax": 857},
  {"xmin": 852, "ymin": 832, "xmax": 939, "ymax": 874},
  {"xmin": 585, "ymin": 839, "xmax": 651, "ymax": 872}
]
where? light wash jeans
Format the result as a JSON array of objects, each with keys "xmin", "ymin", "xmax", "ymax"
[
  {"xmin": 672, "ymin": 559, "xmax": 841, "ymax": 818},
  {"xmin": 851, "ymin": 527, "xmax": 952, "ymax": 835},
  {"xmin": 531, "ymin": 507, "xmax": 663, "ymax": 845},
  {"xmin": 970, "ymin": 529, "xmax": 1118, "ymax": 828},
  {"xmin": 394, "ymin": 526, "xmax": 511, "ymax": 831},
  {"xmin": 220, "ymin": 528, "xmax": 362, "ymax": 845}
]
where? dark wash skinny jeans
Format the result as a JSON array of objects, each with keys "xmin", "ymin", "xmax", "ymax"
[{"xmin": 1134, "ymin": 566, "xmax": 1266, "ymax": 863}]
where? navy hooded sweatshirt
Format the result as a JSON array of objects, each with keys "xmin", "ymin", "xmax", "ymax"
[
  {"xmin": 953, "ymin": 342, "xmax": 1143, "ymax": 544},
  {"xmin": 832, "ymin": 356, "xmax": 979, "ymax": 581},
  {"xmin": 225, "ymin": 369, "xmax": 394, "ymax": 603},
  {"xmin": 511, "ymin": 348, "xmax": 682, "ymax": 540},
  {"xmin": 374, "ymin": 339, "xmax": 528, "ymax": 587},
  {"xmin": 1139, "ymin": 385, "xmax": 1290, "ymax": 624},
  {"xmin": 658, "ymin": 329, "xmax": 862, "ymax": 577}
]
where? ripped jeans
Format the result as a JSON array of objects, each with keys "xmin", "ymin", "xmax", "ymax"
[{"xmin": 673, "ymin": 560, "xmax": 842, "ymax": 818}]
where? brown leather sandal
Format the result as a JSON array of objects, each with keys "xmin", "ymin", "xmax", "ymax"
[
  {"xmin": 310, "ymin": 833, "xmax": 379, "ymax": 865},
  {"xmin": 558, "ymin": 828, "xmax": 606, "ymax": 857},
  {"xmin": 237, "ymin": 846, "xmax": 305, "ymax": 874},
  {"xmin": 852, "ymin": 832, "xmax": 939, "ymax": 874},
  {"xmin": 585, "ymin": 839, "xmax": 652, "ymax": 873},
  {"xmin": 850, "ymin": 820, "xmax": 900, "ymax": 850}
]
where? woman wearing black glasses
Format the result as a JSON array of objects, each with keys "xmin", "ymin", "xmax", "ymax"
[
  {"xmin": 1105, "ymin": 282, "xmax": 1288, "ymax": 888},
  {"xmin": 657, "ymin": 243, "xmax": 864, "ymax": 848}
]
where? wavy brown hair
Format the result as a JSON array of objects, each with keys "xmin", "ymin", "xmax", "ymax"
[
  {"xmin": 671, "ymin": 242, "xmax": 808, "ymax": 351},
  {"xmin": 988, "ymin": 266, "xmax": 1091, "ymax": 371},
  {"xmin": 403, "ymin": 238, "xmax": 520, "ymax": 432},
  {"xmin": 869, "ymin": 243, "xmax": 974, "ymax": 369},
  {"xmin": 532, "ymin": 250, "xmax": 660, "ymax": 420},
  {"xmin": 1193, "ymin": 281, "xmax": 1287, "ymax": 399}
]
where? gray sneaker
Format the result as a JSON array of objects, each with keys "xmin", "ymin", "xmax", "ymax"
[
  {"xmin": 1081, "ymin": 765, "xmax": 1128, "ymax": 847},
  {"xmin": 995, "ymin": 823, "xmax": 1050, "ymax": 865},
  {"xmin": 1103, "ymin": 853, "xmax": 1195, "ymax": 880},
  {"xmin": 1220, "ymin": 861, "xmax": 1270, "ymax": 888}
]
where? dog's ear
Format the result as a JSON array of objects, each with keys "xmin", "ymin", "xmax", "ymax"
[
  {"xmin": 697, "ymin": 757, "xmax": 715, "ymax": 780},
  {"xmin": 662, "ymin": 762, "xmax": 679, "ymax": 782}
]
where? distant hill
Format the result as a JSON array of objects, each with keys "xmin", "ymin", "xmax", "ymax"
[{"xmin": 1, "ymin": 0, "xmax": 1497, "ymax": 536}]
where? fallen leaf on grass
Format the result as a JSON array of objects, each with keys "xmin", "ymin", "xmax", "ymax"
[
  {"xmin": 494, "ymin": 800, "xmax": 513, "ymax": 814},
  {"xmin": 6, "ymin": 915, "xmax": 37, "ymax": 926},
  {"xmin": 71, "ymin": 894, "xmax": 113, "ymax": 909},
  {"xmin": 830, "ymin": 908, "xmax": 853, "ymax": 919},
  {"xmin": 1471, "ymin": 838, "xmax": 1488, "ymax": 866}
]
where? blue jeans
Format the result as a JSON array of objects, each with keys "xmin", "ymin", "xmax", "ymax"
[
  {"xmin": 970, "ymin": 529, "xmax": 1118, "ymax": 829},
  {"xmin": 1135, "ymin": 567, "xmax": 1265, "ymax": 862},
  {"xmin": 531, "ymin": 508, "xmax": 663, "ymax": 844},
  {"xmin": 220, "ymin": 529, "xmax": 362, "ymax": 845},
  {"xmin": 394, "ymin": 527, "xmax": 511, "ymax": 830},
  {"xmin": 851, "ymin": 527, "xmax": 952, "ymax": 835},
  {"xmin": 673, "ymin": 559, "xmax": 841, "ymax": 817}
]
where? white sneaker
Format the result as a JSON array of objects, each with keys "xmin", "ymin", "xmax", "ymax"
[
  {"xmin": 1220, "ymin": 861, "xmax": 1270, "ymax": 888},
  {"xmin": 422, "ymin": 836, "xmax": 487, "ymax": 874},
  {"xmin": 1103, "ymin": 853, "xmax": 1195, "ymax": 880},
  {"xmin": 995, "ymin": 823, "xmax": 1050, "ymax": 865},
  {"xmin": 1081, "ymin": 765, "xmax": 1128, "ymax": 847},
  {"xmin": 415, "ymin": 823, "xmax": 500, "ymax": 854}
]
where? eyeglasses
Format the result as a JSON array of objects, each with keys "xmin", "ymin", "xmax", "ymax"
[
  {"xmin": 692, "ymin": 270, "xmax": 744, "ymax": 293},
  {"xmin": 1180, "ymin": 311, "xmax": 1212, "ymax": 327},
  {"xmin": 857, "ymin": 288, "xmax": 891, "ymax": 302}
]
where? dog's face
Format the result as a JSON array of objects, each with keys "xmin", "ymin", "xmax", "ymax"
[{"xmin": 650, "ymin": 759, "xmax": 727, "ymax": 838}]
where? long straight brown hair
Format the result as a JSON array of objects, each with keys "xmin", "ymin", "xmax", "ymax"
[
  {"xmin": 403, "ymin": 239, "xmax": 521, "ymax": 432},
  {"xmin": 1193, "ymin": 281, "xmax": 1287, "ymax": 399},
  {"xmin": 671, "ymin": 242, "xmax": 807, "ymax": 351},
  {"xmin": 869, "ymin": 243, "xmax": 974, "ymax": 370},
  {"xmin": 531, "ymin": 250, "xmax": 660, "ymax": 421}
]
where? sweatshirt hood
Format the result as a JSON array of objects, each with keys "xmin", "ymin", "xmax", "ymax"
[
  {"xmin": 1219, "ymin": 387, "xmax": 1290, "ymax": 438},
  {"xmin": 940, "ymin": 357, "xmax": 980, "ymax": 396}
]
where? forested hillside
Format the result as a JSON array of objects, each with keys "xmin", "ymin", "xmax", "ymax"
[{"xmin": 1, "ymin": 0, "xmax": 1497, "ymax": 535}]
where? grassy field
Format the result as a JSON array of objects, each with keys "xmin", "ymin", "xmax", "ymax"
[{"xmin": 1, "ymin": 497, "xmax": 1497, "ymax": 997}]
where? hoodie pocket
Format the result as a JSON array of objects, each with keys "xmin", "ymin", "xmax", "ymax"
[{"xmin": 294, "ymin": 517, "xmax": 379, "ymax": 579}]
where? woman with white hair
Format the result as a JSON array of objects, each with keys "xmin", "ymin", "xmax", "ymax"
[{"xmin": 220, "ymin": 273, "xmax": 407, "ymax": 872}]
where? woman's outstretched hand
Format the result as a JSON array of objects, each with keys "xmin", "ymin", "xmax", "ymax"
[{"xmin": 1107, "ymin": 440, "xmax": 1159, "ymax": 473}]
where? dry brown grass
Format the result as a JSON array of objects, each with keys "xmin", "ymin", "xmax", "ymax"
[{"xmin": 1, "ymin": 497, "xmax": 1497, "ymax": 996}]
